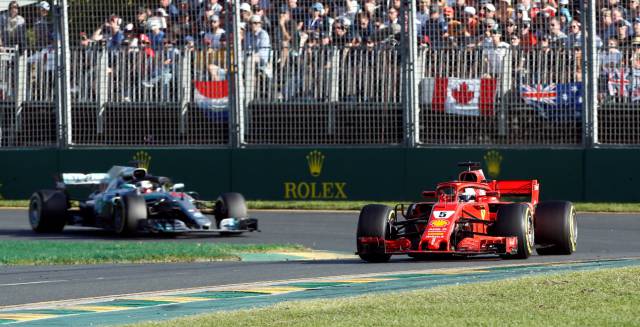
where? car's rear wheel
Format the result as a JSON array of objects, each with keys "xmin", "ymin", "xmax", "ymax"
[
  {"xmin": 214, "ymin": 192, "xmax": 248, "ymax": 228},
  {"xmin": 29, "ymin": 190, "xmax": 67, "ymax": 233},
  {"xmin": 493, "ymin": 203, "xmax": 534, "ymax": 259},
  {"xmin": 535, "ymin": 201, "xmax": 577, "ymax": 255},
  {"xmin": 114, "ymin": 194, "xmax": 147, "ymax": 235},
  {"xmin": 356, "ymin": 204, "xmax": 393, "ymax": 263}
]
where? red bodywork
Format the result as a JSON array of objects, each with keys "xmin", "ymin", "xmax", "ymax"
[{"xmin": 358, "ymin": 168, "xmax": 539, "ymax": 257}]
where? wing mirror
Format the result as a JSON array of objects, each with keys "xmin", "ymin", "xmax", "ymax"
[
  {"xmin": 422, "ymin": 191, "xmax": 436, "ymax": 199},
  {"xmin": 171, "ymin": 183, "xmax": 185, "ymax": 192},
  {"xmin": 485, "ymin": 191, "xmax": 500, "ymax": 197}
]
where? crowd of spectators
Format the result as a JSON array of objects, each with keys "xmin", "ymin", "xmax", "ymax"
[{"xmin": 1, "ymin": 0, "xmax": 640, "ymax": 102}]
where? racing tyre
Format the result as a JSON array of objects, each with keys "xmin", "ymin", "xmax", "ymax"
[
  {"xmin": 28, "ymin": 190, "xmax": 68, "ymax": 233},
  {"xmin": 114, "ymin": 194, "xmax": 147, "ymax": 235},
  {"xmin": 215, "ymin": 192, "xmax": 248, "ymax": 227},
  {"xmin": 534, "ymin": 201, "xmax": 577, "ymax": 255},
  {"xmin": 493, "ymin": 203, "xmax": 534, "ymax": 259},
  {"xmin": 356, "ymin": 204, "xmax": 393, "ymax": 263}
]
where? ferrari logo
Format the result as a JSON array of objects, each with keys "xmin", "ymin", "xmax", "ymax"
[
  {"xmin": 480, "ymin": 208, "xmax": 486, "ymax": 219},
  {"xmin": 133, "ymin": 151, "xmax": 152, "ymax": 170},
  {"xmin": 306, "ymin": 150, "xmax": 325, "ymax": 177},
  {"xmin": 484, "ymin": 150, "xmax": 502, "ymax": 178}
]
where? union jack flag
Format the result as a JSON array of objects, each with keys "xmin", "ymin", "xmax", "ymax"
[
  {"xmin": 520, "ymin": 84, "xmax": 557, "ymax": 106},
  {"xmin": 607, "ymin": 68, "xmax": 631, "ymax": 98}
]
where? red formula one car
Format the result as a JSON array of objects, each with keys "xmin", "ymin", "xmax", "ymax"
[{"xmin": 356, "ymin": 162, "xmax": 577, "ymax": 262}]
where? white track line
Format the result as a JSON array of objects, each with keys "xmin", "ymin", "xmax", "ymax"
[{"xmin": 0, "ymin": 280, "xmax": 68, "ymax": 287}]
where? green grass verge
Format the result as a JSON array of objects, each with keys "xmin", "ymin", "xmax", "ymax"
[
  {"xmin": 2, "ymin": 200, "xmax": 640, "ymax": 212},
  {"xmin": 130, "ymin": 266, "xmax": 640, "ymax": 327},
  {"xmin": 0, "ymin": 240, "xmax": 306, "ymax": 265}
]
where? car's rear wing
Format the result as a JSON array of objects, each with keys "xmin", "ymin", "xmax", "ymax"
[
  {"xmin": 61, "ymin": 173, "xmax": 109, "ymax": 185},
  {"xmin": 492, "ymin": 180, "xmax": 540, "ymax": 205}
]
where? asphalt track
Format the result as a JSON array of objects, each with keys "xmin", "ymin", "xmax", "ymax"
[{"xmin": 1, "ymin": 209, "xmax": 639, "ymax": 308}]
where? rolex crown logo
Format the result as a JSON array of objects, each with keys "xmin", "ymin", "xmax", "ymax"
[
  {"xmin": 133, "ymin": 151, "xmax": 152, "ymax": 170},
  {"xmin": 306, "ymin": 150, "xmax": 325, "ymax": 177},
  {"xmin": 484, "ymin": 150, "xmax": 502, "ymax": 179}
]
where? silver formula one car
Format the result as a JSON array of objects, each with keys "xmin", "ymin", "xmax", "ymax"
[{"xmin": 28, "ymin": 165, "xmax": 258, "ymax": 235}]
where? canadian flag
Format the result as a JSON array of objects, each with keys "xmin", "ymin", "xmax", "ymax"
[
  {"xmin": 421, "ymin": 78, "xmax": 497, "ymax": 116},
  {"xmin": 193, "ymin": 80, "xmax": 229, "ymax": 120}
]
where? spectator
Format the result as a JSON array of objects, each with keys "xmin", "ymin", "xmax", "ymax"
[
  {"xmin": 600, "ymin": 9, "xmax": 616, "ymax": 43},
  {"xmin": 91, "ymin": 15, "xmax": 125, "ymax": 50},
  {"xmin": 354, "ymin": 12, "xmax": 375, "ymax": 46},
  {"xmin": 548, "ymin": 18, "xmax": 567, "ymax": 46},
  {"xmin": 615, "ymin": 21, "xmax": 631, "ymax": 47},
  {"xmin": 245, "ymin": 15, "xmax": 271, "ymax": 70},
  {"xmin": 305, "ymin": 2, "xmax": 326, "ymax": 36},
  {"xmin": 34, "ymin": 1, "xmax": 52, "ymax": 49},
  {"xmin": 612, "ymin": 7, "xmax": 633, "ymax": 36},
  {"xmin": 159, "ymin": 0, "xmax": 180, "ymax": 20},
  {"xmin": 483, "ymin": 26, "xmax": 510, "ymax": 76},
  {"xmin": 460, "ymin": 6, "xmax": 479, "ymax": 46},
  {"xmin": 240, "ymin": 2, "xmax": 253, "ymax": 23},
  {"xmin": 148, "ymin": 19, "xmax": 166, "ymax": 51},
  {"xmin": 519, "ymin": 21, "xmax": 537, "ymax": 49},
  {"xmin": 416, "ymin": 0, "xmax": 431, "ymax": 30},
  {"xmin": 0, "ymin": 1, "xmax": 26, "ymax": 49},
  {"xmin": 481, "ymin": 3, "xmax": 497, "ymax": 23},
  {"xmin": 278, "ymin": 6, "xmax": 301, "ymax": 52},
  {"xmin": 422, "ymin": 5, "xmax": 448, "ymax": 48},
  {"xmin": 601, "ymin": 38, "xmax": 622, "ymax": 69},
  {"xmin": 632, "ymin": 20, "xmax": 640, "ymax": 46},
  {"xmin": 383, "ymin": 7, "xmax": 400, "ymax": 28},
  {"xmin": 134, "ymin": 7, "xmax": 151, "ymax": 35},
  {"xmin": 202, "ymin": 15, "xmax": 225, "ymax": 49},
  {"xmin": 332, "ymin": 18, "xmax": 351, "ymax": 46},
  {"xmin": 253, "ymin": 5, "xmax": 272, "ymax": 33},
  {"xmin": 566, "ymin": 19, "xmax": 582, "ymax": 48}
]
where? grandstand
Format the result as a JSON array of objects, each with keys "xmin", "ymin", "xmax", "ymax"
[{"xmin": 0, "ymin": 0, "xmax": 639, "ymax": 147}]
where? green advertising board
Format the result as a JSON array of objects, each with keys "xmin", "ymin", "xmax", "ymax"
[{"xmin": 0, "ymin": 147, "xmax": 628, "ymax": 202}]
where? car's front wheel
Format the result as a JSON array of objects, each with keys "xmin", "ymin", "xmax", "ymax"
[
  {"xmin": 493, "ymin": 203, "xmax": 534, "ymax": 259},
  {"xmin": 356, "ymin": 204, "xmax": 393, "ymax": 263},
  {"xmin": 114, "ymin": 194, "xmax": 147, "ymax": 235}
]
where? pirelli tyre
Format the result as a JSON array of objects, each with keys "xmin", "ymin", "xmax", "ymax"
[
  {"xmin": 29, "ymin": 190, "xmax": 68, "ymax": 233},
  {"xmin": 493, "ymin": 203, "xmax": 534, "ymax": 259},
  {"xmin": 215, "ymin": 192, "xmax": 248, "ymax": 228},
  {"xmin": 534, "ymin": 201, "xmax": 577, "ymax": 255},
  {"xmin": 114, "ymin": 193, "xmax": 148, "ymax": 235},
  {"xmin": 356, "ymin": 204, "xmax": 393, "ymax": 263}
]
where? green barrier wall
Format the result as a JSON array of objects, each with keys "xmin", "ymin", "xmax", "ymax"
[{"xmin": 0, "ymin": 147, "xmax": 631, "ymax": 202}]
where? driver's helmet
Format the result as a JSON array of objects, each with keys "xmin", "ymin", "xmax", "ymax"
[
  {"xmin": 136, "ymin": 180, "xmax": 154, "ymax": 193},
  {"xmin": 459, "ymin": 188, "xmax": 476, "ymax": 202}
]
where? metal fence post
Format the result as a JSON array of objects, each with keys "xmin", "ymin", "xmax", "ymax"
[
  {"xmin": 96, "ymin": 49, "xmax": 108, "ymax": 134},
  {"xmin": 58, "ymin": 0, "xmax": 73, "ymax": 147},
  {"xmin": 14, "ymin": 50, "xmax": 26, "ymax": 138},
  {"xmin": 179, "ymin": 52, "xmax": 192, "ymax": 134},
  {"xmin": 230, "ymin": 1, "xmax": 245, "ymax": 147},
  {"xmin": 403, "ymin": 0, "xmax": 419, "ymax": 147},
  {"xmin": 584, "ymin": 0, "xmax": 598, "ymax": 146}
]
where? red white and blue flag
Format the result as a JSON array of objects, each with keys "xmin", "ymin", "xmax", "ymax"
[
  {"xmin": 193, "ymin": 80, "xmax": 229, "ymax": 120},
  {"xmin": 520, "ymin": 83, "xmax": 583, "ymax": 120}
]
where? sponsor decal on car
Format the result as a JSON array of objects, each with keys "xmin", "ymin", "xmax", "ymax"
[
  {"xmin": 427, "ymin": 232, "xmax": 445, "ymax": 236},
  {"xmin": 480, "ymin": 208, "xmax": 486, "ymax": 219},
  {"xmin": 430, "ymin": 219, "xmax": 449, "ymax": 227},
  {"xmin": 432, "ymin": 211, "xmax": 454, "ymax": 219}
]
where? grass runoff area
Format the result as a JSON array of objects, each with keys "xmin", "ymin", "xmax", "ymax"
[
  {"xmin": 131, "ymin": 266, "xmax": 640, "ymax": 327},
  {"xmin": 1, "ymin": 200, "xmax": 640, "ymax": 212},
  {"xmin": 0, "ymin": 240, "xmax": 306, "ymax": 265}
]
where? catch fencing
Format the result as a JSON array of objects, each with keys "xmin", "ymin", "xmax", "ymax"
[{"xmin": 0, "ymin": 1, "xmax": 639, "ymax": 148}]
